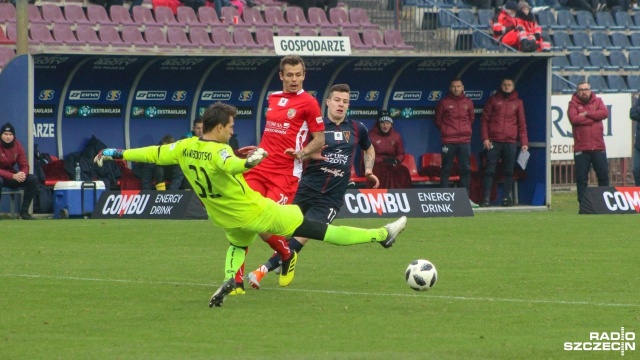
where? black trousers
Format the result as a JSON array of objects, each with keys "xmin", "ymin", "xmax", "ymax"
[
  {"xmin": 0, "ymin": 174, "xmax": 38, "ymax": 213},
  {"xmin": 574, "ymin": 150, "xmax": 609, "ymax": 204},
  {"xmin": 440, "ymin": 143, "xmax": 471, "ymax": 191},
  {"xmin": 482, "ymin": 142, "xmax": 516, "ymax": 201}
]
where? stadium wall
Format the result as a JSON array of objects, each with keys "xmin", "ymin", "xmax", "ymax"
[{"xmin": 0, "ymin": 53, "xmax": 553, "ymax": 207}]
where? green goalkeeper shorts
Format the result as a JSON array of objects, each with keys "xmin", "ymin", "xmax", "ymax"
[{"xmin": 224, "ymin": 201, "xmax": 304, "ymax": 247}]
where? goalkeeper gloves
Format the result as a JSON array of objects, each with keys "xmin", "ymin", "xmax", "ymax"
[
  {"xmin": 94, "ymin": 148, "xmax": 124, "ymax": 167},
  {"xmin": 245, "ymin": 148, "xmax": 268, "ymax": 168}
]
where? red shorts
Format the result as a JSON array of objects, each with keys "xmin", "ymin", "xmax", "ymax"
[{"xmin": 244, "ymin": 168, "xmax": 299, "ymax": 204}]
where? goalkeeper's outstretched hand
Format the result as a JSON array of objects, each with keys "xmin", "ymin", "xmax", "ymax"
[
  {"xmin": 94, "ymin": 148, "xmax": 124, "ymax": 167},
  {"xmin": 245, "ymin": 148, "xmax": 268, "ymax": 168}
]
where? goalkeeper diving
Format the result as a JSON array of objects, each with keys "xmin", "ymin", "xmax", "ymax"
[{"xmin": 94, "ymin": 102, "xmax": 407, "ymax": 308}]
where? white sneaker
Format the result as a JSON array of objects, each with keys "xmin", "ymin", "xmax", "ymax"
[
  {"xmin": 380, "ymin": 216, "xmax": 407, "ymax": 248},
  {"xmin": 469, "ymin": 200, "xmax": 479, "ymax": 208}
]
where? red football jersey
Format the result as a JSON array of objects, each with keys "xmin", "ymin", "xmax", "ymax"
[{"xmin": 258, "ymin": 89, "xmax": 324, "ymax": 178}]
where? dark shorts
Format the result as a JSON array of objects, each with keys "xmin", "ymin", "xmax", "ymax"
[{"xmin": 293, "ymin": 185, "xmax": 342, "ymax": 224}]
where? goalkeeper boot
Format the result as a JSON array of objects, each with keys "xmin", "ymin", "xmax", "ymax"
[
  {"xmin": 278, "ymin": 251, "xmax": 298, "ymax": 287},
  {"xmin": 247, "ymin": 267, "xmax": 267, "ymax": 289},
  {"xmin": 209, "ymin": 278, "xmax": 236, "ymax": 308},
  {"xmin": 380, "ymin": 216, "xmax": 407, "ymax": 248},
  {"xmin": 229, "ymin": 281, "xmax": 245, "ymax": 296}
]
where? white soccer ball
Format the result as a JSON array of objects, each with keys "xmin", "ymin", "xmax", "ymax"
[{"xmin": 405, "ymin": 259, "xmax": 437, "ymax": 291}]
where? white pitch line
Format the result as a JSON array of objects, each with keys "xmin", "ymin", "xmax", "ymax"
[{"xmin": 3, "ymin": 273, "xmax": 640, "ymax": 308}]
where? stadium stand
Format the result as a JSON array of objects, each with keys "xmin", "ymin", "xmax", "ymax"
[
  {"xmin": 588, "ymin": 50, "xmax": 617, "ymax": 71},
  {"xmin": 607, "ymin": 75, "xmax": 632, "ymax": 93},
  {"xmin": 571, "ymin": 30, "xmax": 600, "ymax": 51},
  {"xmin": 255, "ymin": 27, "xmax": 275, "ymax": 48},
  {"xmin": 595, "ymin": 11, "xmax": 624, "ymax": 31},
  {"xmin": 575, "ymin": 10, "xmax": 603, "ymax": 30},
  {"xmin": 41, "ymin": 3, "xmax": 72, "ymax": 25},
  {"xmin": 242, "ymin": 7, "xmax": 270, "ymax": 29},
  {"xmin": 52, "ymin": 23, "xmax": 84, "ymax": 49},
  {"xmin": 308, "ymin": 7, "xmax": 333, "ymax": 30},
  {"xmin": 233, "ymin": 27, "xmax": 263, "ymax": 49},
  {"xmin": 349, "ymin": 7, "xmax": 379, "ymax": 30},
  {"xmin": 0, "ymin": 3, "xmax": 16, "ymax": 23},
  {"xmin": 167, "ymin": 26, "xmax": 199, "ymax": 49},
  {"xmin": 285, "ymin": 6, "xmax": 314, "ymax": 28},
  {"xmin": 329, "ymin": 7, "xmax": 358, "ymax": 30},
  {"xmin": 384, "ymin": 29, "xmax": 414, "ymax": 50},
  {"xmin": 63, "ymin": 4, "xmax": 92, "ymax": 26},
  {"xmin": 211, "ymin": 27, "xmax": 243, "ymax": 49},
  {"xmin": 76, "ymin": 24, "xmax": 104, "ymax": 48},
  {"xmin": 154, "ymin": 6, "xmax": 182, "ymax": 28},
  {"xmin": 264, "ymin": 6, "xmax": 292, "ymax": 29},
  {"xmin": 188, "ymin": 27, "xmax": 217, "ymax": 48},
  {"xmin": 362, "ymin": 29, "xmax": 393, "ymax": 50},
  {"xmin": 87, "ymin": 4, "xmax": 114, "ymax": 26},
  {"xmin": 110, "ymin": 5, "xmax": 137, "ymax": 27}
]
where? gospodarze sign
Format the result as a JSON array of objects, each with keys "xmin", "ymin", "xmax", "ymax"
[
  {"xmin": 92, "ymin": 190, "xmax": 207, "ymax": 219},
  {"xmin": 273, "ymin": 36, "xmax": 351, "ymax": 56},
  {"xmin": 338, "ymin": 188, "xmax": 474, "ymax": 218}
]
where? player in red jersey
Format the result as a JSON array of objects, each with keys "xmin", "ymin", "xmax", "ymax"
[{"xmin": 232, "ymin": 55, "xmax": 326, "ymax": 292}]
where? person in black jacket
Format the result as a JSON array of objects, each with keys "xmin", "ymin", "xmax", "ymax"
[{"xmin": 630, "ymin": 94, "xmax": 640, "ymax": 186}]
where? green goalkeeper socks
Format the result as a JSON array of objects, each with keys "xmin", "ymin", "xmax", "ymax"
[
  {"xmin": 323, "ymin": 225, "xmax": 387, "ymax": 246},
  {"xmin": 224, "ymin": 245, "xmax": 246, "ymax": 281}
]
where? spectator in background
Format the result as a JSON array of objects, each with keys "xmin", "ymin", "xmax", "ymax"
[
  {"xmin": 606, "ymin": 0, "xmax": 630, "ymax": 12},
  {"xmin": 369, "ymin": 111, "xmax": 412, "ymax": 189},
  {"xmin": 557, "ymin": 0, "xmax": 598, "ymax": 13},
  {"xmin": 184, "ymin": 117, "xmax": 204, "ymax": 139},
  {"xmin": 568, "ymin": 82, "xmax": 609, "ymax": 205},
  {"xmin": 515, "ymin": 1, "xmax": 550, "ymax": 52},
  {"xmin": 0, "ymin": 123, "xmax": 38, "ymax": 220},
  {"xmin": 630, "ymin": 94, "xmax": 640, "ymax": 186},
  {"xmin": 134, "ymin": 135, "xmax": 186, "ymax": 190},
  {"xmin": 493, "ymin": 1, "xmax": 543, "ymax": 52},
  {"xmin": 435, "ymin": 78, "xmax": 476, "ymax": 206},
  {"xmin": 480, "ymin": 78, "xmax": 529, "ymax": 207}
]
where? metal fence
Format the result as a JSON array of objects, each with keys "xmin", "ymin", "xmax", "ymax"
[{"xmin": 551, "ymin": 158, "xmax": 634, "ymax": 189}]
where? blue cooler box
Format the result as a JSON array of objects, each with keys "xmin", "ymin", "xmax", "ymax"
[{"xmin": 54, "ymin": 181, "xmax": 106, "ymax": 219}]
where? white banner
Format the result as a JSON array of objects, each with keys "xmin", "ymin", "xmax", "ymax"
[
  {"xmin": 273, "ymin": 36, "xmax": 351, "ymax": 56},
  {"xmin": 550, "ymin": 93, "xmax": 634, "ymax": 161}
]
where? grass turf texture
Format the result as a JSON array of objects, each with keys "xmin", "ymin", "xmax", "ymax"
[{"xmin": 1, "ymin": 191, "xmax": 638, "ymax": 359}]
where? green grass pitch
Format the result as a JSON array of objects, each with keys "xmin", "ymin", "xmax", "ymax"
[{"xmin": 1, "ymin": 191, "xmax": 638, "ymax": 359}]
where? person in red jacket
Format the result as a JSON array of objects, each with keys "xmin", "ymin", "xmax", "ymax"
[
  {"xmin": 0, "ymin": 123, "xmax": 37, "ymax": 220},
  {"xmin": 435, "ymin": 78, "xmax": 476, "ymax": 203},
  {"xmin": 368, "ymin": 111, "xmax": 412, "ymax": 189},
  {"xmin": 568, "ymin": 82, "xmax": 609, "ymax": 205},
  {"xmin": 480, "ymin": 78, "xmax": 529, "ymax": 207}
]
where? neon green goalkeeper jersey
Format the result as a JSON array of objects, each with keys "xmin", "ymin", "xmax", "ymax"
[{"xmin": 123, "ymin": 137, "xmax": 268, "ymax": 228}]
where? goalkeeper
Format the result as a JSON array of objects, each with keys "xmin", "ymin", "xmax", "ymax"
[{"xmin": 95, "ymin": 102, "xmax": 407, "ymax": 308}]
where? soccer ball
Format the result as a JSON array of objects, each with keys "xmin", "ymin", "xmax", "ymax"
[{"xmin": 405, "ymin": 259, "xmax": 437, "ymax": 291}]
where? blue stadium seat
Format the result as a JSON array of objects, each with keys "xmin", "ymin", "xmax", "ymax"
[
  {"xmin": 556, "ymin": 10, "xmax": 584, "ymax": 30},
  {"xmin": 552, "ymin": 55, "xmax": 579, "ymax": 70},
  {"xmin": 572, "ymin": 30, "xmax": 601, "ymax": 51},
  {"xmin": 591, "ymin": 31, "xmax": 621, "ymax": 51},
  {"xmin": 607, "ymin": 75, "xmax": 633, "ymax": 93},
  {"xmin": 568, "ymin": 74, "xmax": 585, "ymax": 88},
  {"xmin": 628, "ymin": 50, "xmax": 640, "ymax": 67},
  {"xmin": 536, "ymin": 9, "xmax": 558, "ymax": 29},
  {"xmin": 611, "ymin": 32, "xmax": 640, "ymax": 50},
  {"xmin": 588, "ymin": 50, "xmax": 618, "ymax": 71},
  {"xmin": 473, "ymin": 31, "xmax": 501, "ymax": 50},
  {"xmin": 456, "ymin": 9, "xmax": 478, "ymax": 27},
  {"xmin": 630, "ymin": 32, "xmax": 640, "ymax": 47},
  {"xmin": 588, "ymin": 75, "xmax": 615, "ymax": 93},
  {"xmin": 608, "ymin": 50, "xmax": 635, "ymax": 71},
  {"xmin": 438, "ymin": 11, "xmax": 459, "ymax": 28},
  {"xmin": 576, "ymin": 10, "xmax": 605, "ymax": 30},
  {"xmin": 614, "ymin": 11, "xmax": 640, "ymax": 30},
  {"xmin": 596, "ymin": 11, "xmax": 624, "ymax": 31},
  {"xmin": 628, "ymin": 75, "xmax": 640, "ymax": 91},
  {"xmin": 633, "ymin": 12, "xmax": 640, "ymax": 28},
  {"xmin": 552, "ymin": 75, "xmax": 574, "ymax": 94},
  {"xmin": 552, "ymin": 30, "xmax": 580, "ymax": 51},
  {"xmin": 476, "ymin": 9, "xmax": 494, "ymax": 29},
  {"xmin": 569, "ymin": 51, "xmax": 599, "ymax": 71}
]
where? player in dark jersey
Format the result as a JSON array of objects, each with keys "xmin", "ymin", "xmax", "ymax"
[{"xmin": 248, "ymin": 83, "xmax": 379, "ymax": 288}]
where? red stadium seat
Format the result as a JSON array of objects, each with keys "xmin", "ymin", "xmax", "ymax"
[{"xmin": 403, "ymin": 154, "xmax": 431, "ymax": 184}]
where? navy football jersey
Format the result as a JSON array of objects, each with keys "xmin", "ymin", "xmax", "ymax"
[{"xmin": 298, "ymin": 117, "xmax": 372, "ymax": 196}]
